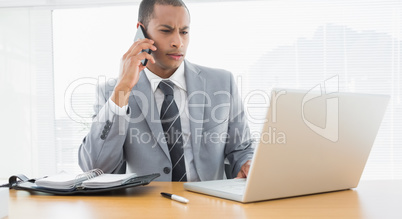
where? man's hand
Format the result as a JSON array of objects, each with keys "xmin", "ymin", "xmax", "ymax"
[
  {"xmin": 111, "ymin": 38, "xmax": 157, "ymax": 107},
  {"xmin": 235, "ymin": 160, "xmax": 252, "ymax": 179}
]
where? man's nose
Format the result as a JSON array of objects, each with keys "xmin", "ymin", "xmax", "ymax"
[{"xmin": 171, "ymin": 32, "xmax": 184, "ymax": 48}]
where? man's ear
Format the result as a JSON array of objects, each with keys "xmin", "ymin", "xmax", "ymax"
[{"xmin": 137, "ymin": 22, "xmax": 145, "ymax": 29}]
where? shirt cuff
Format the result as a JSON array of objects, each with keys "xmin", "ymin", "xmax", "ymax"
[{"xmin": 108, "ymin": 97, "xmax": 129, "ymax": 116}]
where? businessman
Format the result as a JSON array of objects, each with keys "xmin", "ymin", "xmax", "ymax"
[{"xmin": 78, "ymin": 0, "xmax": 254, "ymax": 181}]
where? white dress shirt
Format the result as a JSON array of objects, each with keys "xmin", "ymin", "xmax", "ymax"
[{"xmin": 108, "ymin": 62, "xmax": 200, "ymax": 181}]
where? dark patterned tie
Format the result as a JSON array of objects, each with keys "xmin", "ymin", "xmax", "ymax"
[{"xmin": 159, "ymin": 80, "xmax": 187, "ymax": 182}]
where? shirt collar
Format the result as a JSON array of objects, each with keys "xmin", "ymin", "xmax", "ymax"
[{"xmin": 144, "ymin": 62, "xmax": 186, "ymax": 93}]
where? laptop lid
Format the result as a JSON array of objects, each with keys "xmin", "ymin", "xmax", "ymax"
[{"xmin": 242, "ymin": 88, "xmax": 390, "ymax": 202}]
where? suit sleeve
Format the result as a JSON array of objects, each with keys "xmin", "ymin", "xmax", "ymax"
[
  {"xmin": 224, "ymin": 73, "xmax": 255, "ymax": 178},
  {"xmin": 78, "ymin": 81, "xmax": 131, "ymax": 173}
]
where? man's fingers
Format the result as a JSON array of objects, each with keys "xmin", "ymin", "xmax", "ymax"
[
  {"xmin": 131, "ymin": 38, "xmax": 154, "ymax": 51},
  {"xmin": 129, "ymin": 52, "xmax": 155, "ymax": 66},
  {"xmin": 235, "ymin": 160, "xmax": 252, "ymax": 179},
  {"xmin": 243, "ymin": 160, "xmax": 251, "ymax": 177},
  {"xmin": 127, "ymin": 43, "xmax": 157, "ymax": 59},
  {"xmin": 122, "ymin": 39, "xmax": 142, "ymax": 59},
  {"xmin": 124, "ymin": 39, "xmax": 156, "ymax": 59},
  {"xmin": 235, "ymin": 171, "xmax": 246, "ymax": 179},
  {"xmin": 138, "ymin": 64, "xmax": 147, "ymax": 73},
  {"xmin": 245, "ymin": 163, "xmax": 251, "ymax": 177}
]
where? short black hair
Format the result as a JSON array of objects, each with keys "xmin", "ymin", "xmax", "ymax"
[{"xmin": 138, "ymin": 0, "xmax": 189, "ymax": 28}]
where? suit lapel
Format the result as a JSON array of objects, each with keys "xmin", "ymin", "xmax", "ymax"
[
  {"xmin": 184, "ymin": 60, "xmax": 206, "ymax": 158},
  {"xmin": 131, "ymin": 71, "xmax": 170, "ymax": 160}
]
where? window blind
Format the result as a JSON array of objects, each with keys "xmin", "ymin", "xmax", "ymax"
[{"xmin": 0, "ymin": 8, "xmax": 55, "ymax": 178}]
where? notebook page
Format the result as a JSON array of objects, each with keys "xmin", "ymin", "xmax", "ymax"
[
  {"xmin": 35, "ymin": 173, "xmax": 78, "ymax": 190},
  {"xmin": 81, "ymin": 173, "xmax": 138, "ymax": 188}
]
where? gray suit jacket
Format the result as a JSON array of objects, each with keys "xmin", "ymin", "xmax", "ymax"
[{"xmin": 78, "ymin": 60, "xmax": 254, "ymax": 181}]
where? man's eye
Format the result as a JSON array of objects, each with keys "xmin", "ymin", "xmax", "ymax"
[
  {"xmin": 182, "ymin": 31, "xmax": 189, "ymax": 35},
  {"xmin": 160, "ymin": 30, "xmax": 170, "ymax": 33}
]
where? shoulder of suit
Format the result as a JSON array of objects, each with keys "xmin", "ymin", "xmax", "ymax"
[{"xmin": 187, "ymin": 61, "xmax": 233, "ymax": 79}]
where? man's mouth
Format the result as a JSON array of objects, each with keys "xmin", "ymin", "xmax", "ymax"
[{"xmin": 167, "ymin": 53, "xmax": 184, "ymax": 61}]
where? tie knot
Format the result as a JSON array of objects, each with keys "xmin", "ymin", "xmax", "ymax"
[{"xmin": 159, "ymin": 80, "xmax": 175, "ymax": 96}]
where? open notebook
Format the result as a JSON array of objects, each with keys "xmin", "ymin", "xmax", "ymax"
[{"xmin": 8, "ymin": 169, "xmax": 160, "ymax": 195}]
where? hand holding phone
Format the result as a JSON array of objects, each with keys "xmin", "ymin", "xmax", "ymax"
[
  {"xmin": 111, "ymin": 26, "xmax": 156, "ymax": 107},
  {"xmin": 134, "ymin": 25, "xmax": 152, "ymax": 66}
]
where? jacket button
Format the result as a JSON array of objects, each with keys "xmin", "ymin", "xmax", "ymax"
[
  {"xmin": 163, "ymin": 167, "xmax": 171, "ymax": 174},
  {"xmin": 100, "ymin": 134, "xmax": 106, "ymax": 140}
]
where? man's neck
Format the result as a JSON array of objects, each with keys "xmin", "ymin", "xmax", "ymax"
[{"xmin": 146, "ymin": 65, "xmax": 178, "ymax": 79}]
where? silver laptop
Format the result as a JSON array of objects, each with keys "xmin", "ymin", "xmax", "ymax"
[{"xmin": 184, "ymin": 88, "xmax": 390, "ymax": 203}]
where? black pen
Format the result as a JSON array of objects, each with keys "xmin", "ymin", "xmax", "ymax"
[{"xmin": 161, "ymin": 192, "xmax": 189, "ymax": 204}]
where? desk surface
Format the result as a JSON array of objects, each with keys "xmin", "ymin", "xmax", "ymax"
[{"xmin": 7, "ymin": 180, "xmax": 402, "ymax": 219}]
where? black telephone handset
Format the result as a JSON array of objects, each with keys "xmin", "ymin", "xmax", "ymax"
[{"xmin": 134, "ymin": 25, "xmax": 152, "ymax": 66}]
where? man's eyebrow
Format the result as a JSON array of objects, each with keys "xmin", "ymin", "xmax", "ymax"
[
  {"xmin": 158, "ymin": 24, "xmax": 189, "ymax": 30},
  {"xmin": 158, "ymin": 25, "xmax": 173, "ymax": 30}
]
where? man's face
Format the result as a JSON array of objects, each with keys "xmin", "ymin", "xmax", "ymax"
[{"xmin": 144, "ymin": 5, "xmax": 190, "ymax": 77}]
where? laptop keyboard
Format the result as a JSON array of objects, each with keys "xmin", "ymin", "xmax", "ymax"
[{"xmin": 209, "ymin": 179, "xmax": 246, "ymax": 195}]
